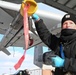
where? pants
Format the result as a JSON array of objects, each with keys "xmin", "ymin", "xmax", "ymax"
[
  {"xmin": 52, "ymin": 68, "xmax": 74, "ymax": 75},
  {"xmin": 52, "ymin": 72, "xmax": 74, "ymax": 75},
  {"xmin": 65, "ymin": 72, "xmax": 74, "ymax": 75}
]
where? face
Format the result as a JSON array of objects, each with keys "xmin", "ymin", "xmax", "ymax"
[{"xmin": 62, "ymin": 20, "xmax": 76, "ymax": 29}]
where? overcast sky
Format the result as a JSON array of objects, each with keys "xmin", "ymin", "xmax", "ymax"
[{"xmin": 0, "ymin": 3, "xmax": 66, "ymax": 75}]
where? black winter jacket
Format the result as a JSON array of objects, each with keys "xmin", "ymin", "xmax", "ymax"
[{"xmin": 35, "ymin": 19, "xmax": 76, "ymax": 75}]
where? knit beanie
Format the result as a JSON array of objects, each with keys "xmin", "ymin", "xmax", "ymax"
[{"xmin": 61, "ymin": 13, "xmax": 76, "ymax": 25}]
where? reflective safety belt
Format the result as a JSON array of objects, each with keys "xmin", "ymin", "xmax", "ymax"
[{"xmin": 60, "ymin": 44, "xmax": 65, "ymax": 59}]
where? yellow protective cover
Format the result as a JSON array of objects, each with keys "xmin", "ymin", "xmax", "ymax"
[{"xmin": 20, "ymin": 0, "xmax": 38, "ymax": 16}]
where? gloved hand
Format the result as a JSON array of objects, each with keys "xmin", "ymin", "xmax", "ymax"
[
  {"xmin": 32, "ymin": 14, "xmax": 40, "ymax": 21},
  {"xmin": 51, "ymin": 56, "xmax": 65, "ymax": 67}
]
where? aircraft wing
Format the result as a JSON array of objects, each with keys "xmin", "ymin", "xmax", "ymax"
[
  {"xmin": 35, "ymin": 0, "xmax": 76, "ymax": 15},
  {"xmin": 0, "ymin": 0, "xmax": 63, "ymax": 55}
]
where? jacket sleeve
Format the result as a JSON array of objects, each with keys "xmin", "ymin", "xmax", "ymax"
[
  {"xmin": 35, "ymin": 19, "xmax": 60, "ymax": 51},
  {"xmin": 64, "ymin": 58, "xmax": 76, "ymax": 73}
]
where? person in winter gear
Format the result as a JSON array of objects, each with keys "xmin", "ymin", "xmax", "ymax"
[{"xmin": 32, "ymin": 13, "xmax": 76, "ymax": 75}]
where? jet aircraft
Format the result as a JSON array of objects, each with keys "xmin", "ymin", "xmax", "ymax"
[
  {"xmin": 0, "ymin": 0, "xmax": 63, "ymax": 55},
  {"xmin": 0, "ymin": 0, "xmax": 75, "ymax": 68}
]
